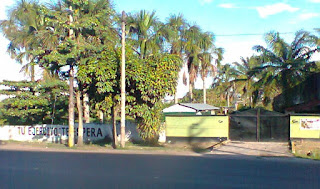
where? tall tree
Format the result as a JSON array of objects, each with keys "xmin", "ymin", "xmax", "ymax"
[
  {"xmin": 126, "ymin": 10, "xmax": 163, "ymax": 59},
  {"xmin": 197, "ymin": 32, "xmax": 223, "ymax": 104},
  {"xmin": 184, "ymin": 25, "xmax": 202, "ymax": 101},
  {"xmin": 31, "ymin": 0, "xmax": 116, "ymax": 146},
  {"xmin": 232, "ymin": 56, "xmax": 260, "ymax": 107},
  {"xmin": 212, "ymin": 63, "xmax": 237, "ymax": 107},
  {"xmin": 0, "ymin": 0, "xmax": 49, "ymax": 81},
  {"xmin": 165, "ymin": 14, "xmax": 187, "ymax": 103},
  {"xmin": 252, "ymin": 30, "xmax": 319, "ymax": 107}
]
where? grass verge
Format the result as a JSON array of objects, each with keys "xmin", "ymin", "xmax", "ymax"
[{"xmin": 292, "ymin": 140, "xmax": 320, "ymax": 160}]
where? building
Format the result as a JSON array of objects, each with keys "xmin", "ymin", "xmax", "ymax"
[{"xmin": 163, "ymin": 103, "xmax": 220, "ymax": 115}]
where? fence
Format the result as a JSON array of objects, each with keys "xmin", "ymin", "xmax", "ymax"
[
  {"xmin": 165, "ymin": 115, "xmax": 229, "ymax": 140},
  {"xmin": 229, "ymin": 109, "xmax": 289, "ymax": 142},
  {"xmin": 290, "ymin": 115, "xmax": 320, "ymax": 139}
]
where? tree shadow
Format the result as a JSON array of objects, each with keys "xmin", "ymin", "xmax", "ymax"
[
  {"xmin": 90, "ymin": 136, "xmax": 113, "ymax": 147},
  {"xmin": 186, "ymin": 117, "xmax": 223, "ymax": 154}
]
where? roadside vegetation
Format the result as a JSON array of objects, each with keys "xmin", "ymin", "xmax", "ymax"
[
  {"xmin": 292, "ymin": 140, "xmax": 320, "ymax": 160},
  {"xmin": 0, "ymin": 0, "xmax": 319, "ymax": 149}
]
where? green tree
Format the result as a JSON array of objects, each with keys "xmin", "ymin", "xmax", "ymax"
[
  {"xmin": 78, "ymin": 47, "xmax": 182, "ymax": 143},
  {"xmin": 165, "ymin": 14, "xmax": 187, "ymax": 103},
  {"xmin": 29, "ymin": 0, "xmax": 116, "ymax": 146},
  {"xmin": 127, "ymin": 54, "xmax": 182, "ymax": 142},
  {"xmin": 232, "ymin": 56, "xmax": 260, "ymax": 107},
  {"xmin": 184, "ymin": 25, "xmax": 202, "ymax": 101},
  {"xmin": 126, "ymin": 10, "xmax": 165, "ymax": 59},
  {"xmin": 252, "ymin": 30, "xmax": 319, "ymax": 107},
  {"xmin": 211, "ymin": 63, "xmax": 238, "ymax": 107},
  {"xmin": 0, "ymin": 0, "xmax": 50, "ymax": 81},
  {"xmin": 197, "ymin": 31, "xmax": 223, "ymax": 104},
  {"xmin": 0, "ymin": 80, "xmax": 68, "ymax": 125}
]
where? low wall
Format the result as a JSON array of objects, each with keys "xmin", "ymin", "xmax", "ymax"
[
  {"xmin": 165, "ymin": 115, "xmax": 229, "ymax": 138},
  {"xmin": 0, "ymin": 122, "xmax": 142, "ymax": 143},
  {"xmin": 290, "ymin": 116, "xmax": 320, "ymax": 139}
]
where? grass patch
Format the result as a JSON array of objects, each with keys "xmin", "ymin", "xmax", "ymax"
[
  {"xmin": 1, "ymin": 139, "xmax": 220, "ymax": 154},
  {"xmin": 114, "ymin": 141, "xmax": 166, "ymax": 150},
  {"xmin": 292, "ymin": 140, "xmax": 320, "ymax": 160},
  {"xmin": 294, "ymin": 149, "xmax": 320, "ymax": 160}
]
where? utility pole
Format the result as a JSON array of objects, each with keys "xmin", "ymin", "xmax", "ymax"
[
  {"xmin": 68, "ymin": 5, "xmax": 75, "ymax": 147},
  {"xmin": 120, "ymin": 11, "xmax": 126, "ymax": 148}
]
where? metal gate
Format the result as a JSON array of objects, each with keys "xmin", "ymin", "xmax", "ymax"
[{"xmin": 229, "ymin": 108, "xmax": 289, "ymax": 142}]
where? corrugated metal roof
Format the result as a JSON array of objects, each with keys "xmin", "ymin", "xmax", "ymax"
[
  {"xmin": 179, "ymin": 103, "xmax": 219, "ymax": 111},
  {"xmin": 163, "ymin": 104, "xmax": 196, "ymax": 113}
]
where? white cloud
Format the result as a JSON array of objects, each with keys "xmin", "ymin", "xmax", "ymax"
[
  {"xmin": 298, "ymin": 13, "xmax": 319, "ymax": 20},
  {"xmin": 256, "ymin": 3, "xmax": 299, "ymax": 18},
  {"xmin": 218, "ymin": 3, "xmax": 236, "ymax": 9},
  {"xmin": 290, "ymin": 12, "xmax": 320, "ymax": 24},
  {"xmin": 309, "ymin": 0, "xmax": 320, "ymax": 3},
  {"xmin": 199, "ymin": 0, "xmax": 213, "ymax": 5}
]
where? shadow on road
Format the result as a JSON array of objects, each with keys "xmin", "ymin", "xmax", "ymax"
[{"xmin": 210, "ymin": 141, "xmax": 292, "ymax": 157}]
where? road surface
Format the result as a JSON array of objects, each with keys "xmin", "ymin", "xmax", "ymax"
[{"xmin": 0, "ymin": 150, "xmax": 319, "ymax": 189}]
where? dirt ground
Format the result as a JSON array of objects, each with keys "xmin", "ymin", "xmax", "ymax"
[
  {"xmin": 0, "ymin": 140, "xmax": 295, "ymax": 158},
  {"xmin": 291, "ymin": 140, "xmax": 320, "ymax": 159},
  {"xmin": 210, "ymin": 141, "xmax": 293, "ymax": 157}
]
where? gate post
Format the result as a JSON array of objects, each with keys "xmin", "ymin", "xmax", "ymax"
[{"xmin": 256, "ymin": 108, "xmax": 261, "ymax": 142}]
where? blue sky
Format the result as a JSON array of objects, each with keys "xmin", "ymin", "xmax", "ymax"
[
  {"xmin": 0, "ymin": 0, "xmax": 319, "ymax": 97},
  {"xmin": 114, "ymin": 0, "xmax": 319, "ymax": 63}
]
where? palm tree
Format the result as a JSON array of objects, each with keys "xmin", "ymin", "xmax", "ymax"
[
  {"xmin": 252, "ymin": 30, "xmax": 319, "ymax": 107},
  {"xmin": 197, "ymin": 31, "xmax": 224, "ymax": 104},
  {"xmin": 165, "ymin": 14, "xmax": 187, "ymax": 103},
  {"xmin": 126, "ymin": 10, "xmax": 163, "ymax": 59},
  {"xmin": 166, "ymin": 14, "xmax": 187, "ymax": 56},
  {"xmin": 212, "ymin": 63, "xmax": 237, "ymax": 107},
  {"xmin": 232, "ymin": 56, "xmax": 260, "ymax": 107},
  {"xmin": 0, "ymin": 0, "xmax": 47, "ymax": 81},
  {"xmin": 184, "ymin": 25, "xmax": 202, "ymax": 101}
]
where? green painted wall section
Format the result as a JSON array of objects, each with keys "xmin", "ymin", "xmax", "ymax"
[
  {"xmin": 165, "ymin": 116, "xmax": 229, "ymax": 138},
  {"xmin": 290, "ymin": 116, "xmax": 320, "ymax": 139}
]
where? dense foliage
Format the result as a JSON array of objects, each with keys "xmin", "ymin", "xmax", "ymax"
[
  {"xmin": 0, "ymin": 80, "xmax": 68, "ymax": 125},
  {"xmin": 1, "ymin": 0, "xmax": 320, "ymax": 144}
]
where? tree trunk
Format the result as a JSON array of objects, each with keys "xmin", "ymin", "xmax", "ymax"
[
  {"xmin": 227, "ymin": 92, "xmax": 230, "ymax": 107},
  {"xmin": 99, "ymin": 110, "xmax": 104, "ymax": 123},
  {"xmin": 31, "ymin": 64, "xmax": 35, "ymax": 82},
  {"xmin": 68, "ymin": 66, "xmax": 75, "ymax": 147},
  {"xmin": 76, "ymin": 91, "xmax": 83, "ymax": 146},
  {"xmin": 174, "ymin": 92, "xmax": 178, "ymax": 104},
  {"xmin": 203, "ymin": 77, "xmax": 206, "ymax": 104},
  {"xmin": 83, "ymin": 92, "xmax": 90, "ymax": 123},
  {"xmin": 112, "ymin": 105, "xmax": 118, "ymax": 149},
  {"xmin": 189, "ymin": 83, "xmax": 193, "ymax": 102},
  {"xmin": 120, "ymin": 11, "xmax": 126, "ymax": 148}
]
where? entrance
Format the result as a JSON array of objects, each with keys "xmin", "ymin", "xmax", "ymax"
[{"xmin": 229, "ymin": 108, "xmax": 289, "ymax": 142}]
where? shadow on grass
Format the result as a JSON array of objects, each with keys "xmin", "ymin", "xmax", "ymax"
[
  {"xmin": 89, "ymin": 137, "xmax": 113, "ymax": 147},
  {"xmin": 129, "ymin": 140, "xmax": 165, "ymax": 148},
  {"xmin": 89, "ymin": 137, "xmax": 165, "ymax": 149}
]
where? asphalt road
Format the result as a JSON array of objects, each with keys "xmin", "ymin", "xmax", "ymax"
[{"xmin": 0, "ymin": 150, "xmax": 319, "ymax": 189}]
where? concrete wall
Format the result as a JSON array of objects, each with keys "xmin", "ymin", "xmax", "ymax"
[
  {"xmin": 0, "ymin": 122, "xmax": 141, "ymax": 143},
  {"xmin": 290, "ymin": 116, "xmax": 320, "ymax": 139},
  {"xmin": 165, "ymin": 116, "xmax": 229, "ymax": 138}
]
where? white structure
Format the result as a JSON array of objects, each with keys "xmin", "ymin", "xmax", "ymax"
[
  {"xmin": 163, "ymin": 104, "xmax": 197, "ymax": 113},
  {"xmin": 163, "ymin": 103, "xmax": 219, "ymax": 115},
  {"xmin": 0, "ymin": 122, "xmax": 141, "ymax": 143}
]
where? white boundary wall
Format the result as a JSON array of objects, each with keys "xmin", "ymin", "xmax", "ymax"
[{"xmin": 0, "ymin": 122, "xmax": 142, "ymax": 143}]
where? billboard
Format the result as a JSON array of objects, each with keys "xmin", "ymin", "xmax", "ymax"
[{"xmin": 300, "ymin": 118, "xmax": 320, "ymax": 130}]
